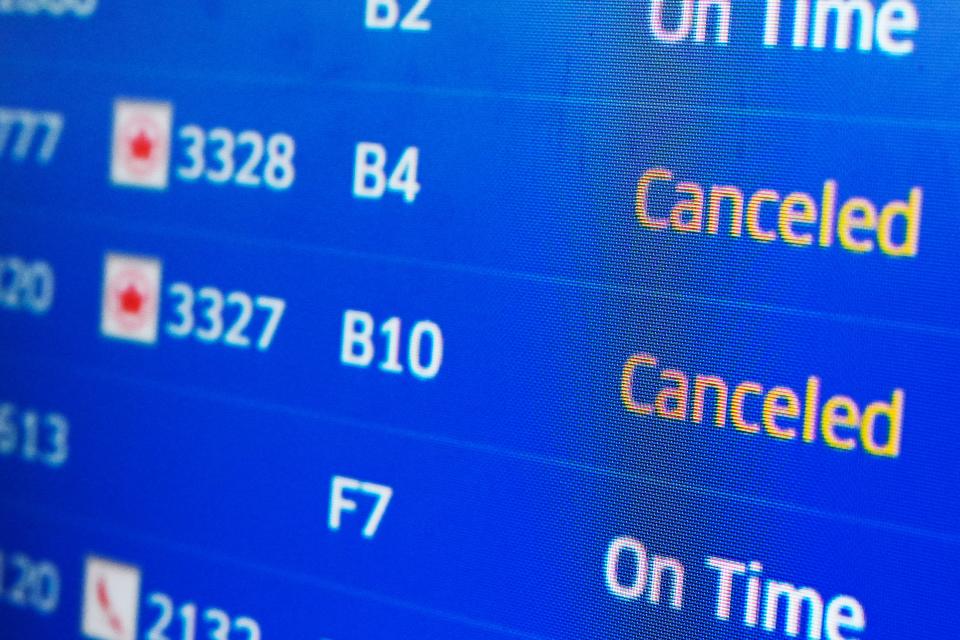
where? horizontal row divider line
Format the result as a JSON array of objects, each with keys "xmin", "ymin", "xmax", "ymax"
[
  {"xmin": 6, "ymin": 347, "xmax": 960, "ymax": 547},
  {"xmin": 4, "ymin": 203, "xmax": 959, "ymax": 340},
  {"xmin": 0, "ymin": 495, "xmax": 554, "ymax": 640},
  {"xmin": 2, "ymin": 57, "xmax": 960, "ymax": 133}
]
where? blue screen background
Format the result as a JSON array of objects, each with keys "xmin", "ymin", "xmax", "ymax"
[{"xmin": 1, "ymin": 1, "xmax": 958, "ymax": 638}]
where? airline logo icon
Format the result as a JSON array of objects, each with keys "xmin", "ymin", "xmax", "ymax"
[
  {"xmin": 110, "ymin": 99, "xmax": 173, "ymax": 190},
  {"xmin": 100, "ymin": 252, "xmax": 163, "ymax": 345},
  {"xmin": 81, "ymin": 556, "xmax": 142, "ymax": 640}
]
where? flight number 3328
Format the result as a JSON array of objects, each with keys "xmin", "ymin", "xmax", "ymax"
[
  {"xmin": 176, "ymin": 126, "xmax": 295, "ymax": 191},
  {"xmin": 166, "ymin": 284, "xmax": 285, "ymax": 351}
]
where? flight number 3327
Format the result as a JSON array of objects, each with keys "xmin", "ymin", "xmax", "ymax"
[{"xmin": 166, "ymin": 284, "xmax": 285, "ymax": 351}]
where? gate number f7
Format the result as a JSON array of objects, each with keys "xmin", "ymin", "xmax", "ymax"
[{"xmin": 328, "ymin": 475, "xmax": 394, "ymax": 539}]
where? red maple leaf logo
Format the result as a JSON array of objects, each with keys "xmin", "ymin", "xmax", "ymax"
[
  {"xmin": 129, "ymin": 130, "xmax": 153, "ymax": 160},
  {"xmin": 96, "ymin": 577, "xmax": 126, "ymax": 635},
  {"xmin": 118, "ymin": 284, "xmax": 144, "ymax": 315}
]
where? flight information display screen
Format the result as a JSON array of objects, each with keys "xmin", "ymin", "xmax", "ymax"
[{"xmin": 1, "ymin": 1, "xmax": 957, "ymax": 638}]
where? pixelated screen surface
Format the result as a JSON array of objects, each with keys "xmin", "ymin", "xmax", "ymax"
[{"xmin": 0, "ymin": 2, "xmax": 957, "ymax": 638}]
